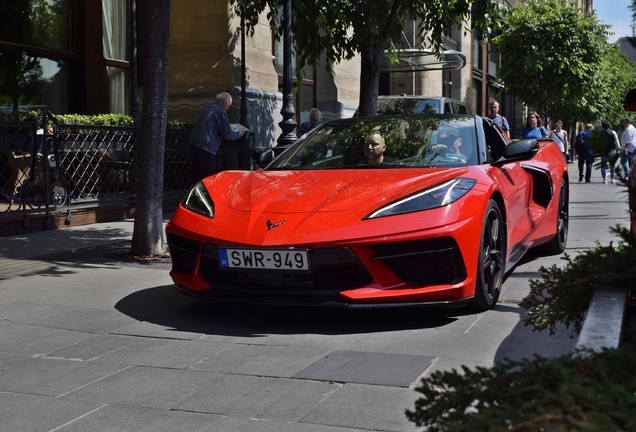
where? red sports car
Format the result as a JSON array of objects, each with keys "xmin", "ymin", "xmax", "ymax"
[{"xmin": 166, "ymin": 114, "xmax": 569, "ymax": 311}]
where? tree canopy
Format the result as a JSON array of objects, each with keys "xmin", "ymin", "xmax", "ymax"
[
  {"xmin": 494, "ymin": 0, "xmax": 636, "ymax": 125},
  {"xmin": 230, "ymin": 0, "xmax": 499, "ymax": 117}
]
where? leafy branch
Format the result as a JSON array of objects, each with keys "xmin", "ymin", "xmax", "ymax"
[
  {"xmin": 406, "ymin": 348, "xmax": 636, "ymax": 431},
  {"xmin": 521, "ymin": 233, "xmax": 636, "ymax": 335}
]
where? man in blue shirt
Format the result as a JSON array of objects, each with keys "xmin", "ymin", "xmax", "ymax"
[
  {"xmin": 575, "ymin": 123, "xmax": 595, "ymax": 183},
  {"xmin": 488, "ymin": 100, "xmax": 510, "ymax": 138},
  {"xmin": 188, "ymin": 92, "xmax": 246, "ymax": 183}
]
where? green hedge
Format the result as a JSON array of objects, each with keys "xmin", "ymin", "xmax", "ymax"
[
  {"xmin": 53, "ymin": 113, "xmax": 134, "ymax": 127},
  {"xmin": 0, "ymin": 110, "xmax": 193, "ymax": 129},
  {"xmin": 407, "ymin": 346, "xmax": 636, "ymax": 431},
  {"xmin": 0, "ymin": 109, "xmax": 41, "ymax": 123}
]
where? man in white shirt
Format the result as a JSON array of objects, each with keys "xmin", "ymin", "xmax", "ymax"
[{"xmin": 620, "ymin": 118, "xmax": 636, "ymax": 177}]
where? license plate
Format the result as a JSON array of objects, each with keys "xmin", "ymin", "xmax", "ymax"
[{"xmin": 218, "ymin": 248, "xmax": 309, "ymax": 271}]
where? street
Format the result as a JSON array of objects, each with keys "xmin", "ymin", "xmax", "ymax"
[{"xmin": 0, "ymin": 170, "xmax": 629, "ymax": 432}]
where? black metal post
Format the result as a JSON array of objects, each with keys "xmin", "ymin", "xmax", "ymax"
[
  {"xmin": 240, "ymin": 17, "xmax": 249, "ymax": 129},
  {"xmin": 277, "ymin": 0, "xmax": 297, "ymax": 147},
  {"xmin": 130, "ymin": 0, "xmax": 140, "ymax": 127}
]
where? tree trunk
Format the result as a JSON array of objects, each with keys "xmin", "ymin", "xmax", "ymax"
[
  {"xmin": 131, "ymin": 0, "xmax": 170, "ymax": 256},
  {"xmin": 357, "ymin": 39, "xmax": 389, "ymax": 117}
]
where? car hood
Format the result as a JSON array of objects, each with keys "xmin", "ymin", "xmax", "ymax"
[{"xmin": 223, "ymin": 168, "xmax": 469, "ymax": 214}]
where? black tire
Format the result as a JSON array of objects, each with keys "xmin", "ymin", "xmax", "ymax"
[
  {"xmin": 469, "ymin": 200, "xmax": 505, "ymax": 311},
  {"xmin": 538, "ymin": 178, "xmax": 569, "ymax": 255}
]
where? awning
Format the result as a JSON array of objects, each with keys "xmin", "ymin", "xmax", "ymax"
[
  {"xmin": 624, "ymin": 87, "xmax": 636, "ymax": 112},
  {"xmin": 379, "ymin": 49, "xmax": 467, "ymax": 73}
]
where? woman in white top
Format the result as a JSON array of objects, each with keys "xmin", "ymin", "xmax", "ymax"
[{"xmin": 549, "ymin": 120, "xmax": 569, "ymax": 162}]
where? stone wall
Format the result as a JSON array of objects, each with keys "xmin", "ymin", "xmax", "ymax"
[{"xmin": 166, "ymin": 1, "xmax": 361, "ymax": 147}]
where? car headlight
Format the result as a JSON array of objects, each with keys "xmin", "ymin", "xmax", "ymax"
[
  {"xmin": 182, "ymin": 181, "xmax": 215, "ymax": 218},
  {"xmin": 364, "ymin": 178, "xmax": 477, "ymax": 219}
]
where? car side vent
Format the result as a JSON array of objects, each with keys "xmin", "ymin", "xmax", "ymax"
[{"xmin": 521, "ymin": 164, "xmax": 553, "ymax": 209}]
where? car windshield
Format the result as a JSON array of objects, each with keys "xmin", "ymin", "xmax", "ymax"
[
  {"xmin": 377, "ymin": 99, "xmax": 441, "ymax": 115},
  {"xmin": 268, "ymin": 114, "xmax": 478, "ymax": 170}
]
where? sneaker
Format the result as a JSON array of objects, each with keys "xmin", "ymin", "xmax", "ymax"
[
  {"xmin": 612, "ymin": 178, "xmax": 616, "ymax": 184},
  {"xmin": 579, "ymin": 174, "xmax": 583, "ymax": 182},
  {"xmin": 603, "ymin": 178, "xmax": 607, "ymax": 184}
]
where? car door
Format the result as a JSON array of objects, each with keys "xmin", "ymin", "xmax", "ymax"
[{"xmin": 480, "ymin": 118, "xmax": 537, "ymax": 265}]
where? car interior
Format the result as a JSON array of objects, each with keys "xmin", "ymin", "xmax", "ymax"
[{"xmin": 481, "ymin": 117, "xmax": 510, "ymax": 162}]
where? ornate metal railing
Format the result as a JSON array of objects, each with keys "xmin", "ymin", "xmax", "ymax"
[{"xmin": 0, "ymin": 112, "xmax": 193, "ymax": 225}]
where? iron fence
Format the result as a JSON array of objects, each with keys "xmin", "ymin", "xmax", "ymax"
[{"xmin": 0, "ymin": 112, "xmax": 193, "ymax": 225}]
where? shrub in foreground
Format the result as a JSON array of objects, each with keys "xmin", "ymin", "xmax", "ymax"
[
  {"xmin": 406, "ymin": 347, "xmax": 636, "ymax": 431},
  {"xmin": 521, "ymin": 228, "xmax": 636, "ymax": 335}
]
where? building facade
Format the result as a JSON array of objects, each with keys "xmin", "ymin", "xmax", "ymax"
[{"xmin": 0, "ymin": 0, "xmax": 593, "ymax": 146}]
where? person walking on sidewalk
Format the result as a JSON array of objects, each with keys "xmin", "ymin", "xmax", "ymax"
[
  {"xmin": 299, "ymin": 108, "xmax": 322, "ymax": 136},
  {"xmin": 520, "ymin": 112, "xmax": 548, "ymax": 139},
  {"xmin": 549, "ymin": 120, "xmax": 569, "ymax": 162},
  {"xmin": 600, "ymin": 120, "xmax": 620, "ymax": 184},
  {"xmin": 620, "ymin": 118, "xmax": 636, "ymax": 178},
  {"xmin": 487, "ymin": 100, "xmax": 510, "ymax": 138},
  {"xmin": 574, "ymin": 124, "xmax": 595, "ymax": 183},
  {"xmin": 188, "ymin": 92, "xmax": 246, "ymax": 183}
]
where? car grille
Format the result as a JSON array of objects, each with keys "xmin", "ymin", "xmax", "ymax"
[{"xmin": 370, "ymin": 237, "xmax": 467, "ymax": 286}]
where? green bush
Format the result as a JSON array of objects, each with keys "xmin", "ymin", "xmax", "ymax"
[
  {"xmin": 0, "ymin": 110, "xmax": 192, "ymax": 129},
  {"xmin": 53, "ymin": 113, "xmax": 134, "ymax": 127},
  {"xmin": 0, "ymin": 109, "xmax": 41, "ymax": 122},
  {"xmin": 406, "ymin": 347, "xmax": 636, "ymax": 431},
  {"xmin": 521, "ymin": 233, "xmax": 636, "ymax": 335},
  {"xmin": 167, "ymin": 118, "xmax": 194, "ymax": 129}
]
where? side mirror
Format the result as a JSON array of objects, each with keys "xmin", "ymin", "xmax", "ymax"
[
  {"xmin": 253, "ymin": 147, "xmax": 274, "ymax": 167},
  {"xmin": 494, "ymin": 139, "xmax": 539, "ymax": 165}
]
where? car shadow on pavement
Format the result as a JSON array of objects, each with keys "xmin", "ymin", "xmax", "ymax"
[
  {"xmin": 114, "ymin": 285, "xmax": 468, "ymax": 337},
  {"xmin": 492, "ymin": 249, "xmax": 579, "ymax": 363}
]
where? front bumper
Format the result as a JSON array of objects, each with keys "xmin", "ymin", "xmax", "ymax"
[{"xmin": 166, "ymin": 230, "xmax": 474, "ymax": 308}]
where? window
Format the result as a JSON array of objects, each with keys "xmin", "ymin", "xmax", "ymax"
[
  {"xmin": 442, "ymin": 69, "xmax": 452, "ymax": 98},
  {"xmin": 472, "ymin": 32, "xmax": 482, "ymax": 71},
  {"xmin": 488, "ymin": 43, "xmax": 498, "ymax": 76},
  {"xmin": 0, "ymin": 0, "xmax": 71, "ymax": 112},
  {"xmin": 451, "ymin": 102, "xmax": 468, "ymax": 114},
  {"xmin": 472, "ymin": 79, "xmax": 482, "ymax": 116},
  {"xmin": 298, "ymin": 79, "xmax": 315, "ymax": 125},
  {"xmin": 102, "ymin": 0, "xmax": 130, "ymax": 115},
  {"xmin": 1, "ymin": 0, "xmax": 70, "ymax": 50}
]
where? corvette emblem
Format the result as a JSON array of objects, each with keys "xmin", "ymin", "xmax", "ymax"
[{"xmin": 266, "ymin": 219, "xmax": 286, "ymax": 230}]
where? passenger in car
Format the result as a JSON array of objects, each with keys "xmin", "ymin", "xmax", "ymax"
[
  {"xmin": 441, "ymin": 133, "xmax": 463, "ymax": 154},
  {"xmin": 431, "ymin": 131, "xmax": 467, "ymax": 163}
]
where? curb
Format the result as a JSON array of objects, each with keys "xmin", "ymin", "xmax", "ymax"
[{"xmin": 575, "ymin": 283, "xmax": 627, "ymax": 352}]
